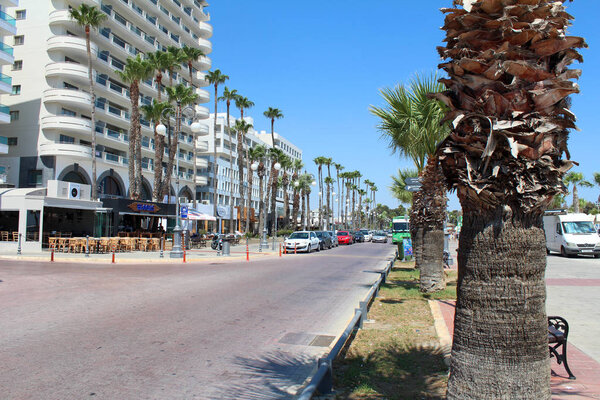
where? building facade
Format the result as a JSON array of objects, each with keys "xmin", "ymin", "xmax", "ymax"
[
  {"xmin": 0, "ymin": 0, "xmax": 212, "ymax": 201},
  {"xmin": 0, "ymin": 0, "xmax": 18, "ymax": 183}
]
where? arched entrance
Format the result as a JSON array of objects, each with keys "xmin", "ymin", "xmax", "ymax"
[{"xmin": 99, "ymin": 176, "xmax": 123, "ymax": 197}]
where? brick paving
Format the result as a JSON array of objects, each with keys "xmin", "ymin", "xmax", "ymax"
[{"xmin": 437, "ymin": 300, "xmax": 600, "ymax": 399}]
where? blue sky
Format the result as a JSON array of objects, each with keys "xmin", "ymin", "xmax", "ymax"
[{"xmin": 206, "ymin": 1, "xmax": 600, "ymax": 212}]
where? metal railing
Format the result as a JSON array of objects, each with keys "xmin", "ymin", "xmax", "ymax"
[{"xmin": 297, "ymin": 256, "xmax": 396, "ymax": 399}]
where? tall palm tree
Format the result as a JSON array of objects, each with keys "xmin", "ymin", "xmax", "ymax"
[
  {"xmin": 291, "ymin": 159, "xmax": 304, "ymax": 230},
  {"xmin": 564, "ymin": 172, "xmax": 593, "ymax": 213},
  {"xmin": 313, "ymin": 156, "xmax": 327, "ymax": 228},
  {"xmin": 435, "ymin": 2, "xmax": 585, "ymax": 398},
  {"xmin": 180, "ymin": 45, "xmax": 204, "ymax": 208},
  {"xmin": 324, "ymin": 158, "xmax": 333, "ymax": 229},
  {"xmin": 181, "ymin": 45, "xmax": 205, "ymax": 88},
  {"xmin": 117, "ymin": 55, "xmax": 153, "ymax": 199},
  {"xmin": 266, "ymin": 148, "xmax": 285, "ymax": 234},
  {"xmin": 166, "ymin": 46, "xmax": 184, "ymax": 87},
  {"xmin": 279, "ymin": 155, "xmax": 293, "ymax": 227},
  {"xmin": 247, "ymin": 144, "xmax": 265, "ymax": 234},
  {"xmin": 145, "ymin": 51, "xmax": 171, "ymax": 102},
  {"xmin": 234, "ymin": 96, "xmax": 255, "ymax": 231},
  {"xmin": 263, "ymin": 107, "xmax": 284, "ymax": 233},
  {"xmin": 164, "ymin": 84, "xmax": 199, "ymax": 199},
  {"xmin": 69, "ymin": 4, "xmax": 106, "ymax": 200},
  {"xmin": 205, "ymin": 70, "xmax": 229, "ymax": 224},
  {"xmin": 594, "ymin": 173, "xmax": 600, "ymax": 207},
  {"xmin": 233, "ymin": 119, "xmax": 253, "ymax": 231},
  {"xmin": 371, "ymin": 185, "xmax": 378, "ymax": 229},
  {"xmin": 298, "ymin": 173, "xmax": 314, "ymax": 230},
  {"xmin": 334, "ymin": 163, "xmax": 344, "ymax": 228},
  {"xmin": 141, "ymin": 100, "xmax": 172, "ymax": 201},
  {"xmin": 219, "ymin": 87, "xmax": 239, "ymax": 232},
  {"xmin": 371, "ymin": 74, "xmax": 449, "ymax": 292},
  {"xmin": 249, "ymin": 145, "xmax": 267, "ymax": 235}
]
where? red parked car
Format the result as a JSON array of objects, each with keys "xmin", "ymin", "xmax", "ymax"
[{"xmin": 337, "ymin": 230, "xmax": 354, "ymax": 245}]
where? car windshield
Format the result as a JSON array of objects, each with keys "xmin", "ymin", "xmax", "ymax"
[
  {"xmin": 289, "ymin": 232, "xmax": 309, "ymax": 239},
  {"xmin": 393, "ymin": 222, "xmax": 409, "ymax": 232},
  {"xmin": 373, "ymin": 231, "xmax": 385, "ymax": 236},
  {"xmin": 315, "ymin": 232, "xmax": 324, "ymax": 238},
  {"xmin": 562, "ymin": 221, "xmax": 596, "ymax": 234},
  {"xmin": 360, "ymin": 230, "xmax": 369, "ymax": 234},
  {"xmin": 337, "ymin": 231, "xmax": 349, "ymax": 236}
]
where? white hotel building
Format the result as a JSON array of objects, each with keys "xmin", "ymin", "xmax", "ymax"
[
  {"xmin": 198, "ymin": 113, "xmax": 302, "ymax": 229},
  {"xmin": 0, "ymin": 0, "xmax": 18, "ymax": 180},
  {"xmin": 0, "ymin": 0, "xmax": 212, "ymax": 200}
]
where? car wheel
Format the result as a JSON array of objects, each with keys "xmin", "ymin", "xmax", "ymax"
[
  {"xmin": 560, "ymin": 246, "xmax": 568, "ymax": 257},
  {"xmin": 595, "ymin": 254, "xmax": 600, "ymax": 259}
]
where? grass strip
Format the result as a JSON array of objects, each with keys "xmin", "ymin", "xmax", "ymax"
[{"xmin": 329, "ymin": 262, "xmax": 457, "ymax": 400}]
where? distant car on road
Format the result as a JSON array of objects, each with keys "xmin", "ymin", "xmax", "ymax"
[
  {"xmin": 284, "ymin": 231, "xmax": 320, "ymax": 253},
  {"xmin": 360, "ymin": 229, "xmax": 372, "ymax": 242},
  {"xmin": 337, "ymin": 230, "xmax": 353, "ymax": 245},
  {"xmin": 371, "ymin": 231, "xmax": 388, "ymax": 243},
  {"xmin": 327, "ymin": 231, "xmax": 339, "ymax": 247},
  {"xmin": 315, "ymin": 231, "xmax": 333, "ymax": 250},
  {"xmin": 352, "ymin": 231, "xmax": 365, "ymax": 243}
]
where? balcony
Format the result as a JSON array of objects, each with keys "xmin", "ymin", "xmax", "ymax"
[
  {"xmin": 0, "ymin": 72, "xmax": 11, "ymax": 95},
  {"xmin": 41, "ymin": 115, "xmax": 92, "ymax": 136},
  {"xmin": 43, "ymin": 88, "xmax": 92, "ymax": 111},
  {"xmin": 198, "ymin": 21, "xmax": 212, "ymax": 39},
  {"xmin": 195, "ymin": 176, "xmax": 208, "ymax": 186},
  {"xmin": 0, "ymin": 0, "xmax": 19, "ymax": 7},
  {"xmin": 0, "ymin": 105, "xmax": 9, "ymax": 124},
  {"xmin": 195, "ymin": 158, "xmax": 208, "ymax": 168},
  {"xmin": 0, "ymin": 41, "xmax": 14, "ymax": 65},
  {"xmin": 196, "ymin": 141, "xmax": 208, "ymax": 152},
  {"xmin": 47, "ymin": 35, "xmax": 97, "ymax": 59},
  {"xmin": 39, "ymin": 142, "xmax": 92, "ymax": 159},
  {"xmin": 0, "ymin": 10, "xmax": 17, "ymax": 36},
  {"xmin": 48, "ymin": 9, "xmax": 78, "ymax": 27},
  {"xmin": 45, "ymin": 62, "xmax": 89, "ymax": 85},
  {"xmin": 196, "ymin": 37, "xmax": 212, "ymax": 55}
]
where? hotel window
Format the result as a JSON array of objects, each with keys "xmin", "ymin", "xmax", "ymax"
[
  {"xmin": 61, "ymin": 108, "xmax": 77, "ymax": 117},
  {"xmin": 9, "ymin": 111, "xmax": 19, "ymax": 121},
  {"xmin": 14, "ymin": 36, "xmax": 24, "ymax": 46},
  {"xmin": 59, "ymin": 135, "xmax": 75, "ymax": 144},
  {"xmin": 12, "ymin": 60, "xmax": 22, "ymax": 71},
  {"xmin": 28, "ymin": 170, "xmax": 42, "ymax": 186},
  {"xmin": 11, "ymin": 85, "xmax": 21, "ymax": 95},
  {"xmin": 16, "ymin": 10, "xmax": 26, "ymax": 20},
  {"xmin": 7, "ymin": 137, "xmax": 17, "ymax": 146}
]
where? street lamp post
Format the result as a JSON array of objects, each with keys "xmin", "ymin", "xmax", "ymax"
[
  {"xmin": 157, "ymin": 104, "xmax": 203, "ymax": 258},
  {"xmin": 272, "ymin": 161, "xmax": 281, "ymax": 249},
  {"xmin": 294, "ymin": 180, "xmax": 299, "ymax": 230},
  {"xmin": 332, "ymin": 192, "xmax": 336, "ymax": 231}
]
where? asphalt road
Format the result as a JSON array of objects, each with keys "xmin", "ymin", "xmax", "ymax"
[
  {"xmin": 546, "ymin": 252, "xmax": 600, "ymax": 363},
  {"xmin": 0, "ymin": 241, "xmax": 395, "ymax": 400}
]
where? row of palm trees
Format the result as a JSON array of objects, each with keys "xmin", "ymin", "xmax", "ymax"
[
  {"xmin": 69, "ymin": 4, "xmax": 205, "ymax": 202},
  {"xmin": 311, "ymin": 158, "xmax": 379, "ymax": 231}
]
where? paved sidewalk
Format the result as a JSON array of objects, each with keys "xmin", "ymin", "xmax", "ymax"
[
  {"xmin": 0, "ymin": 241, "xmax": 284, "ymax": 264},
  {"xmin": 435, "ymin": 300, "xmax": 600, "ymax": 399}
]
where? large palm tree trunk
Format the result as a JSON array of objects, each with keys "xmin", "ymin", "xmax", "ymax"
[
  {"xmin": 212, "ymin": 85, "xmax": 219, "ymax": 230},
  {"xmin": 246, "ymin": 168, "xmax": 253, "ymax": 234},
  {"xmin": 237, "ymin": 132, "xmax": 245, "ymax": 233},
  {"xmin": 257, "ymin": 174, "xmax": 265, "ymax": 236},
  {"xmin": 128, "ymin": 83, "xmax": 139, "ymax": 199},
  {"xmin": 85, "ymin": 27, "xmax": 98, "ymax": 200},
  {"xmin": 448, "ymin": 208, "xmax": 550, "ymax": 399},
  {"xmin": 153, "ymin": 131, "xmax": 164, "ymax": 201},
  {"xmin": 572, "ymin": 184, "xmax": 579, "ymax": 213}
]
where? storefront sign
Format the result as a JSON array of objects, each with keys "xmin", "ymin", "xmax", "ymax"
[{"xmin": 127, "ymin": 202, "xmax": 161, "ymax": 213}]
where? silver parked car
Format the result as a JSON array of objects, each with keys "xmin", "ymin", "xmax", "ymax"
[{"xmin": 371, "ymin": 231, "xmax": 388, "ymax": 243}]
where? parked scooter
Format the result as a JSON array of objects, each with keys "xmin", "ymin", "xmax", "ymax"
[{"xmin": 211, "ymin": 234, "xmax": 223, "ymax": 250}]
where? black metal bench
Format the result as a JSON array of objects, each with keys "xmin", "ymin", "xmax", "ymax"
[{"xmin": 548, "ymin": 316, "xmax": 576, "ymax": 379}]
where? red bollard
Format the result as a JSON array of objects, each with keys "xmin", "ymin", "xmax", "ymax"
[
  {"xmin": 284, "ymin": 245, "xmax": 287, "ymax": 255},
  {"xmin": 183, "ymin": 237, "xmax": 186, "ymax": 263},
  {"xmin": 294, "ymin": 243, "xmax": 297, "ymax": 255},
  {"xmin": 279, "ymin": 243, "xmax": 282, "ymax": 257},
  {"xmin": 50, "ymin": 248, "xmax": 54, "ymax": 262},
  {"xmin": 112, "ymin": 245, "xmax": 115, "ymax": 264},
  {"xmin": 246, "ymin": 244, "xmax": 249, "ymax": 262}
]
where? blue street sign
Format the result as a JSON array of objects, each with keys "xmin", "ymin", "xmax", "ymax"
[
  {"xmin": 180, "ymin": 205, "xmax": 188, "ymax": 219},
  {"xmin": 403, "ymin": 238, "xmax": 413, "ymax": 258}
]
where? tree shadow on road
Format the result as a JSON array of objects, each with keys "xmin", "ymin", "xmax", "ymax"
[{"xmin": 210, "ymin": 351, "xmax": 315, "ymax": 399}]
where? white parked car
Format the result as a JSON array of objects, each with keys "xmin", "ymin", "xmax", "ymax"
[
  {"xmin": 284, "ymin": 231, "xmax": 320, "ymax": 253},
  {"xmin": 360, "ymin": 229, "xmax": 372, "ymax": 242}
]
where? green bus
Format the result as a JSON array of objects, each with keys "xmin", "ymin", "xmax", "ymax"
[{"xmin": 391, "ymin": 216, "xmax": 410, "ymax": 244}]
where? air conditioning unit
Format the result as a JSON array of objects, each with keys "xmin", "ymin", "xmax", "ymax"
[
  {"xmin": 68, "ymin": 182, "xmax": 81, "ymax": 199},
  {"xmin": 201, "ymin": 200, "xmax": 210, "ymax": 205}
]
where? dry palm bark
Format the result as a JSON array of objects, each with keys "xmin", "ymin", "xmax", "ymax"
[
  {"xmin": 434, "ymin": 0, "xmax": 585, "ymax": 398},
  {"xmin": 418, "ymin": 158, "xmax": 448, "ymax": 292}
]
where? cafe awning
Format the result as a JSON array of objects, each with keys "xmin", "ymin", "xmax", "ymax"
[{"xmin": 44, "ymin": 196, "xmax": 104, "ymax": 211}]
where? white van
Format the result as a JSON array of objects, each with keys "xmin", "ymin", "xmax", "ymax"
[{"xmin": 543, "ymin": 211, "xmax": 600, "ymax": 258}]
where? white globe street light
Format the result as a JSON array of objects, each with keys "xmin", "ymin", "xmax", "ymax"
[
  {"xmin": 156, "ymin": 123, "xmax": 167, "ymax": 136},
  {"xmin": 251, "ymin": 162, "xmax": 258, "ymax": 171},
  {"xmin": 190, "ymin": 121, "xmax": 202, "ymax": 134},
  {"xmin": 274, "ymin": 162, "xmax": 281, "ymax": 171},
  {"xmin": 293, "ymin": 181, "xmax": 299, "ymax": 187},
  {"xmin": 311, "ymin": 181, "xmax": 316, "ymax": 186}
]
